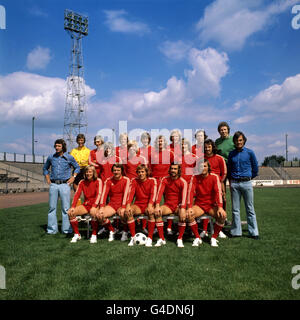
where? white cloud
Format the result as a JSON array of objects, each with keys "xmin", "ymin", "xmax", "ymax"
[
  {"xmin": 26, "ymin": 46, "xmax": 52, "ymax": 70},
  {"xmin": 103, "ymin": 10, "xmax": 150, "ymax": 35},
  {"xmin": 88, "ymin": 47, "xmax": 229, "ymax": 129},
  {"xmin": 159, "ymin": 40, "xmax": 192, "ymax": 62},
  {"xmin": 232, "ymin": 73, "xmax": 300, "ymax": 124},
  {"xmin": 196, "ymin": 0, "xmax": 298, "ymax": 51},
  {"xmin": 0, "ymin": 72, "xmax": 96, "ymax": 126},
  {"xmin": 288, "ymin": 145, "xmax": 299, "ymax": 154}
]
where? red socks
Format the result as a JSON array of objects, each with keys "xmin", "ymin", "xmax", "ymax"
[
  {"xmin": 212, "ymin": 223, "xmax": 224, "ymax": 239},
  {"xmin": 156, "ymin": 221, "xmax": 165, "ymax": 240},
  {"xmin": 127, "ymin": 220, "xmax": 136, "ymax": 237},
  {"xmin": 91, "ymin": 219, "xmax": 99, "ymax": 236},
  {"xmin": 70, "ymin": 218, "xmax": 79, "ymax": 235},
  {"xmin": 147, "ymin": 220, "xmax": 156, "ymax": 240},
  {"xmin": 167, "ymin": 218, "xmax": 173, "ymax": 229},
  {"xmin": 177, "ymin": 222, "xmax": 186, "ymax": 240},
  {"xmin": 202, "ymin": 218, "xmax": 209, "ymax": 232},
  {"xmin": 189, "ymin": 221, "xmax": 200, "ymax": 238},
  {"xmin": 102, "ymin": 219, "xmax": 115, "ymax": 232},
  {"xmin": 142, "ymin": 218, "xmax": 147, "ymax": 230}
]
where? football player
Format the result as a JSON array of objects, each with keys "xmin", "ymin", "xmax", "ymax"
[
  {"xmin": 187, "ymin": 159, "xmax": 227, "ymax": 247},
  {"xmin": 124, "ymin": 140, "xmax": 147, "ymax": 179},
  {"xmin": 68, "ymin": 165, "xmax": 103, "ymax": 244},
  {"xmin": 201, "ymin": 139, "xmax": 227, "ymax": 239},
  {"xmin": 125, "ymin": 164, "xmax": 157, "ymax": 247},
  {"xmin": 88, "ymin": 135, "xmax": 104, "ymax": 177},
  {"xmin": 154, "ymin": 163, "xmax": 188, "ymax": 247},
  {"xmin": 92, "ymin": 163, "xmax": 131, "ymax": 242}
]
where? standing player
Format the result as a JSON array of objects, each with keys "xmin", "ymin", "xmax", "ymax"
[
  {"xmin": 116, "ymin": 133, "xmax": 128, "ymax": 163},
  {"xmin": 88, "ymin": 135, "xmax": 104, "ymax": 177},
  {"xmin": 201, "ymin": 139, "xmax": 227, "ymax": 239},
  {"xmin": 192, "ymin": 129, "xmax": 207, "ymax": 164},
  {"xmin": 94, "ymin": 163, "xmax": 131, "ymax": 242},
  {"xmin": 187, "ymin": 159, "xmax": 227, "ymax": 247},
  {"xmin": 124, "ymin": 140, "xmax": 147, "ymax": 179},
  {"xmin": 67, "ymin": 166, "xmax": 103, "ymax": 244},
  {"xmin": 154, "ymin": 163, "xmax": 188, "ymax": 247},
  {"xmin": 43, "ymin": 139, "xmax": 80, "ymax": 235},
  {"xmin": 70, "ymin": 134, "xmax": 91, "ymax": 191},
  {"xmin": 125, "ymin": 164, "xmax": 157, "ymax": 247},
  {"xmin": 150, "ymin": 135, "xmax": 175, "ymax": 235},
  {"xmin": 168, "ymin": 129, "xmax": 182, "ymax": 159},
  {"xmin": 98, "ymin": 142, "xmax": 121, "ymax": 183},
  {"xmin": 139, "ymin": 131, "xmax": 153, "ymax": 164},
  {"xmin": 180, "ymin": 138, "xmax": 197, "ymax": 184},
  {"xmin": 215, "ymin": 121, "xmax": 235, "ymax": 217}
]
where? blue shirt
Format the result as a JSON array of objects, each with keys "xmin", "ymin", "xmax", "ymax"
[
  {"xmin": 228, "ymin": 147, "xmax": 258, "ymax": 179},
  {"xmin": 43, "ymin": 152, "xmax": 80, "ymax": 181}
]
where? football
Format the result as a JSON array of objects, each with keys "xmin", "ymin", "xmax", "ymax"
[{"xmin": 133, "ymin": 233, "xmax": 147, "ymax": 246}]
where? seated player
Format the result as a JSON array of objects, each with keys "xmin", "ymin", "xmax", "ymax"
[
  {"xmin": 92, "ymin": 163, "xmax": 131, "ymax": 242},
  {"xmin": 98, "ymin": 142, "xmax": 121, "ymax": 183},
  {"xmin": 187, "ymin": 159, "xmax": 227, "ymax": 247},
  {"xmin": 125, "ymin": 164, "xmax": 157, "ymax": 247},
  {"xmin": 124, "ymin": 140, "xmax": 147, "ymax": 180},
  {"xmin": 154, "ymin": 163, "xmax": 188, "ymax": 247},
  {"xmin": 88, "ymin": 135, "xmax": 104, "ymax": 177},
  {"xmin": 202, "ymin": 139, "xmax": 227, "ymax": 239},
  {"xmin": 139, "ymin": 131, "xmax": 153, "ymax": 164},
  {"xmin": 67, "ymin": 165, "xmax": 103, "ymax": 244},
  {"xmin": 116, "ymin": 133, "xmax": 128, "ymax": 163}
]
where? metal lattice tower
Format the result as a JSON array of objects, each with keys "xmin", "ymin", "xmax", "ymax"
[{"xmin": 63, "ymin": 9, "xmax": 89, "ymax": 151}]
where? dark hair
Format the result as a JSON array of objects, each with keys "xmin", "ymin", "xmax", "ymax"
[
  {"xmin": 136, "ymin": 164, "xmax": 150, "ymax": 177},
  {"xmin": 194, "ymin": 129, "xmax": 208, "ymax": 140},
  {"xmin": 168, "ymin": 162, "xmax": 181, "ymax": 177},
  {"xmin": 76, "ymin": 133, "xmax": 86, "ymax": 143},
  {"xmin": 217, "ymin": 121, "xmax": 230, "ymax": 134},
  {"xmin": 54, "ymin": 139, "xmax": 67, "ymax": 153},
  {"xmin": 111, "ymin": 162, "xmax": 125, "ymax": 175},
  {"xmin": 204, "ymin": 139, "xmax": 218, "ymax": 155},
  {"xmin": 233, "ymin": 131, "xmax": 247, "ymax": 145}
]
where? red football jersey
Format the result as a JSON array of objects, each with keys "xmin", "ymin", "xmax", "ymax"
[
  {"xmin": 124, "ymin": 155, "xmax": 147, "ymax": 180},
  {"xmin": 71, "ymin": 178, "xmax": 103, "ymax": 209},
  {"xmin": 150, "ymin": 149, "xmax": 174, "ymax": 180},
  {"xmin": 98, "ymin": 155, "xmax": 121, "ymax": 183},
  {"xmin": 115, "ymin": 146, "xmax": 128, "ymax": 163},
  {"xmin": 89, "ymin": 148, "xmax": 104, "ymax": 177},
  {"xmin": 127, "ymin": 177, "xmax": 157, "ymax": 207},
  {"xmin": 99, "ymin": 176, "xmax": 131, "ymax": 209},
  {"xmin": 156, "ymin": 176, "xmax": 188, "ymax": 208},
  {"xmin": 188, "ymin": 173, "xmax": 223, "ymax": 209},
  {"xmin": 205, "ymin": 154, "xmax": 227, "ymax": 182},
  {"xmin": 138, "ymin": 145, "xmax": 153, "ymax": 164}
]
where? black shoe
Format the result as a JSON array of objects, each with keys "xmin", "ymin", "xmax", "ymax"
[{"xmin": 249, "ymin": 235, "xmax": 260, "ymax": 240}]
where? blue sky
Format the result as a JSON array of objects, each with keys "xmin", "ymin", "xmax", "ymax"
[{"xmin": 1, "ymin": 0, "xmax": 300, "ymax": 164}]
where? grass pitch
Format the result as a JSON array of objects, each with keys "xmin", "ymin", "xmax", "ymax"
[{"xmin": 0, "ymin": 187, "xmax": 300, "ymax": 300}]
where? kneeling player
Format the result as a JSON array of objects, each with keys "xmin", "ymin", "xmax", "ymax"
[
  {"xmin": 68, "ymin": 165, "xmax": 103, "ymax": 243},
  {"xmin": 125, "ymin": 164, "xmax": 157, "ymax": 247},
  {"xmin": 187, "ymin": 159, "xmax": 227, "ymax": 247},
  {"xmin": 154, "ymin": 163, "xmax": 188, "ymax": 247},
  {"xmin": 92, "ymin": 163, "xmax": 130, "ymax": 242}
]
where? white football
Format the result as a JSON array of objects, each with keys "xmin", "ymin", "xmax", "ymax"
[{"xmin": 133, "ymin": 233, "xmax": 147, "ymax": 246}]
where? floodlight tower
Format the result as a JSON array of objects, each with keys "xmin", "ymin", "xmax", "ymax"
[{"xmin": 63, "ymin": 9, "xmax": 89, "ymax": 151}]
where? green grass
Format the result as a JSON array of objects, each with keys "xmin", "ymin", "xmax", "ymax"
[{"xmin": 0, "ymin": 188, "xmax": 300, "ymax": 300}]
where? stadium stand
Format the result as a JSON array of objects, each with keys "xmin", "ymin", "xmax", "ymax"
[
  {"xmin": 253, "ymin": 167, "xmax": 281, "ymax": 180},
  {"xmin": 0, "ymin": 161, "xmax": 49, "ymax": 193},
  {"xmin": 281, "ymin": 167, "xmax": 300, "ymax": 179}
]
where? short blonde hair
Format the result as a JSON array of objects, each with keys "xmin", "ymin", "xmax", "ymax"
[
  {"xmin": 84, "ymin": 165, "xmax": 98, "ymax": 180},
  {"xmin": 154, "ymin": 135, "xmax": 168, "ymax": 150}
]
